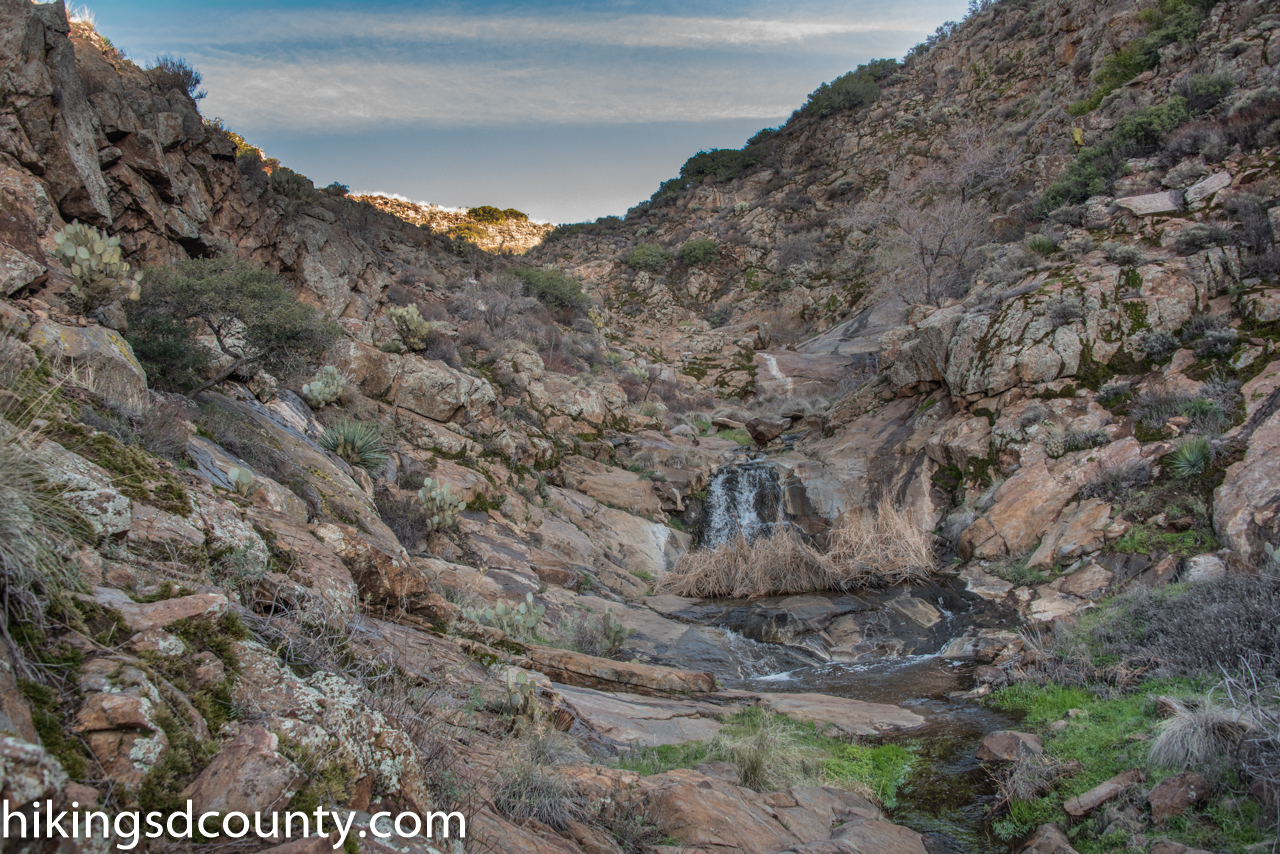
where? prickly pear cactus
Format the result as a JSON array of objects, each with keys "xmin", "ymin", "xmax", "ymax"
[
  {"xmin": 388, "ymin": 304, "xmax": 436, "ymax": 351},
  {"xmin": 466, "ymin": 592, "xmax": 546, "ymax": 640},
  {"xmin": 418, "ymin": 476, "xmax": 466, "ymax": 531},
  {"xmin": 226, "ymin": 466, "xmax": 254, "ymax": 496},
  {"xmin": 601, "ymin": 610, "xmax": 631, "ymax": 655},
  {"xmin": 301, "ymin": 365, "xmax": 348, "ymax": 408},
  {"xmin": 50, "ymin": 222, "xmax": 142, "ymax": 312},
  {"xmin": 504, "ymin": 669, "xmax": 538, "ymax": 717}
]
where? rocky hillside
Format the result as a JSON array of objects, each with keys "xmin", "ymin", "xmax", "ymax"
[
  {"xmin": 2, "ymin": 0, "xmax": 1280, "ymax": 853},
  {"xmin": 354, "ymin": 195, "xmax": 555, "ymax": 255}
]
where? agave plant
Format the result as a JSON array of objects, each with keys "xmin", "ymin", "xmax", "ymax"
[
  {"xmin": 1166, "ymin": 436, "xmax": 1212, "ymax": 478},
  {"xmin": 319, "ymin": 419, "xmax": 388, "ymax": 474}
]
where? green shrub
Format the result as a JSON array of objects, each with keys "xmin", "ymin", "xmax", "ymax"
[
  {"xmin": 679, "ymin": 238, "xmax": 718, "ymax": 266},
  {"xmin": 801, "ymin": 58, "xmax": 897, "ymax": 118},
  {"xmin": 1177, "ymin": 73, "xmax": 1235, "ymax": 115},
  {"xmin": 502, "ymin": 208, "xmax": 528, "ymax": 222},
  {"xmin": 468, "ymin": 205, "xmax": 507, "ymax": 225},
  {"xmin": 126, "ymin": 257, "xmax": 340, "ymax": 396},
  {"xmin": 508, "ymin": 266, "xmax": 590, "ymax": 316},
  {"xmin": 625, "ymin": 243, "xmax": 672, "ymax": 272},
  {"xmin": 1167, "ymin": 436, "xmax": 1211, "ymax": 477},
  {"xmin": 1043, "ymin": 100, "xmax": 1190, "ymax": 209},
  {"xmin": 319, "ymin": 420, "xmax": 387, "ymax": 474},
  {"xmin": 269, "ymin": 167, "xmax": 319, "ymax": 204},
  {"xmin": 1025, "ymin": 234, "xmax": 1058, "ymax": 257}
]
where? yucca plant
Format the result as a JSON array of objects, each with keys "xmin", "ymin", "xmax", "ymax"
[
  {"xmin": 318, "ymin": 419, "xmax": 388, "ymax": 474},
  {"xmin": 1166, "ymin": 436, "xmax": 1212, "ymax": 478}
]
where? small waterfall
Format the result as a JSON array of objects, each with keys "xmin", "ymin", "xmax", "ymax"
[{"xmin": 699, "ymin": 462, "xmax": 783, "ymax": 548}]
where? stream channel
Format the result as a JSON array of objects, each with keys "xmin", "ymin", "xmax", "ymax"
[{"xmin": 666, "ymin": 459, "xmax": 1027, "ymax": 853}]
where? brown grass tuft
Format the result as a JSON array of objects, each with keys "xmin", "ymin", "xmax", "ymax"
[{"xmin": 662, "ymin": 503, "xmax": 935, "ymax": 599}]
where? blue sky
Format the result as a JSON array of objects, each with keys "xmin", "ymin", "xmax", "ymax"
[{"xmin": 82, "ymin": 0, "xmax": 970, "ymax": 222}]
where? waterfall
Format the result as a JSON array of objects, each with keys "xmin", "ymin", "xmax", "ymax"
[{"xmin": 700, "ymin": 463, "xmax": 783, "ymax": 548}]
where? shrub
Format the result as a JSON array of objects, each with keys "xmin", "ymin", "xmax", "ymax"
[
  {"xmin": 1061, "ymin": 235, "xmax": 1095, "ymax": 261},
  {"xmin": 625, "ymin": 243, "xmax": 672, "ymax": 272},
  {"xmin": 318, "ymin": 420, "xmax": 388, "ymax": 474},
  {"xmin": 1132, "ymin": 388, "xmax": 1192, "ymax": 430},
  {"xmin": 1192, "ymin": 328, "xmax": 1238, "ymax": 360},
  {"xmin": 550, "ymin": 609, "xmax": 630, "ymax": 658},
  {"xmin": 1044, "ymin": 295, "xmax": 1084, "ymax": 328},
  {"xmin": 1174, "ymin": 223, "xmax": 1233, "ymax": 255},
  {"xmin": 801, "ymin": 59, "xmax": 897, "ymax": 118},
  {"xmin": 491, "ymin": 729, "xmax": 587, "ymax": 830},
  {"xmin": 127, "ymin": 257, "xmax": 340, "ymax": 396},
  {"xmin": 268, "ymin": 167, "xmax": 319, "ymax": 205},
  {"xmin": 1079, "ymin": 459, "xmax": 1153, "ymax": 501},
  {"xmin": 467, "ymin": 205, "xmax": 507, "ymax": 224},
  {"xmin": 1148, "ymin": 697, "xmax": 1254, "ymax": 781},
  {"xmin": 1176, "ymin": 73, "xmax": 1235, "ymax": 115},
  {"xmin": 300, "ymin": 366, "xmax": 349, "ymax": 408},
  {"xmin": 502, "ymin": 208, "xmax": 528, "ymax": 222},
  {"xmin": 1166, "ymin": 436, "xmax": 1211, "ymax": 477},
  {"xmin": 76, "ymin": 398, "xmax": 189, "ymax": 462},
  {"xmin": 1101, "ymin": 242, "xmax": 1148, "ymax": 267},
  {"xmin": 1225, "ymin": 193, "xmax": 1276, "ymax": 251},
  {"xmin": 1077, "ymin": 568, "xmax": 1280, "ymax": 679},
  {"xmin": 705, "ymin": 304, "xmax": 734, "ymax": 328},
  {"xmin": 1140, "ymin": 329, "xmax": 1179, "ymax": 362},
  {"xmin": 507, "ymin": 267, "xmax": 590, "ymax": 317},
  {"xmin": 50, "ymin": 222, "xmax": 142, "ymax": 312},
  {"xmin": 1063, "ymin": 425, "xmax": 1111, "ymax": 453},
  {"xmin": 147, "ymin": 53, "xmax": 205, "ymax": 99},
  {"xmin": 679, "ymin": 238, "xmax": 718, "ymax": 266}
]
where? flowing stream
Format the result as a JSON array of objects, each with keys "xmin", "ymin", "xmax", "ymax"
[{"xmin": 678, "ymin": 462, "xmax": 1025, "ymax": 853}]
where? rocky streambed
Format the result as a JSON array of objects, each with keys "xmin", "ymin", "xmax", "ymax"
[{"xmin": 552, "ymin": 571, "xmax": 1029, "ymax": 853}]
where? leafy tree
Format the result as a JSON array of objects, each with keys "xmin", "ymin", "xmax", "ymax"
[
  {"xmin": 126, "ymin": 258, "xmax": 340, "ymax": 397},
  {"xmin": 468, "ymin": 206, "xmax": 508, "ymax": 225}
]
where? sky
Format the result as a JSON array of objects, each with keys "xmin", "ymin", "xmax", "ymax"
[{"xmin": 81, "ymin": 0, "xmax": 971, "ymax": 223}]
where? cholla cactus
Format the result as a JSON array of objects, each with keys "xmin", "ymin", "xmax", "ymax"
[
  {"xmin": 418, "ymin": 476, "xmax": 466, "ymax": 531},
  {"xmin": 50, "ymin": 222, "xmax": 142, "ymax": 311},
  {"xmin": 301, "ymin": 365, "xmax": 348, "ymax": 408},
  {"xmin": 388, "ymin": 304, "xmax": 436, "ymax": 351},
  {"xmin": 226, "ymin": 466, "xmax": 254, "ymax": 496}
]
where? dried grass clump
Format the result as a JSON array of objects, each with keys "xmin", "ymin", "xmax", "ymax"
[
  {"xmin": 1148, "ymin": 696, "xmax": 1256, "ymax": 781},
  {"xmin": 662, "ymin": 504, "xmax": 934, "ymax": 599},
  {"xmin": 827, "ymin": 503, "xmax": 935, "ymax": 586}
]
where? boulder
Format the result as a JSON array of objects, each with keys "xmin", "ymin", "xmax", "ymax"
[
  {"xmin": 1017, "ymin": 824, "xmax": 1079, "ymax": 854},
  {"xmin": 1184, "ymin": 171, "xmax": 1231, "ymax": 204},
  {"xmin": 88, "ymin": 587, "xmax": 228, "ymax": 632},
  {"xmin": 0, "ymin": 737, "xmax": 68, "ymax": 811},
  {"xmin": 181, "ymin": 725, "xmax": 305, "ymax": 814},
  {"xmin": 1116, "ymin": 190, "xmax": 1183, "ymax": 215},
  {"xmin": 1147, "ymin": 771, "xmax": 1210, "ymax": 821},
  {"xmin": 558, "ymin": 456, "xmax": 665, "ymax": 519},
  {"xmin": 1214, "ymin": 379, "xmax": 1280, "ymax": 563},
  {"xmin": 977, "ymin": 730, "xmax": 1044, "ymax": 761},
  {"xmin": 555, "ymin": 683, "xmax": 725, "ymax": 748},
  {"xmin": 745, "ymin": 417, "xmax": 790, "ymax": 445},
  {"xmin": 753, "ymin": 350, "xmax": 855, "ymax": 398},
  {"xmin": 28, "ymin": 319, "xmax": 147, "ymax": 407}
]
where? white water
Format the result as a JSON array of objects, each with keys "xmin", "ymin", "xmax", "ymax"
[{"xmin": 701, "ymin": 463, "xmax": 783, "ymax": 547}]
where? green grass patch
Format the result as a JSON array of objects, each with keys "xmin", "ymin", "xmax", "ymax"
[
  {"xmin": 716, "ymin": 428, "xmax": 753, "ymax": 446},
  {"xmin": 614, "ymin": 707, "xmax": 916, "ymax": 803}
]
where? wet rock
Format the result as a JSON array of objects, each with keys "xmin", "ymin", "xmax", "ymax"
[
  {"xmin": 523, "ymin": 644, "xmax": 715, "ymax": 694},
  {"xmin": 977, "ymin": 730, "xmax": 1044, "ymax": 761},
  {"xmin": 960, "ymin": 565, "xmax": 1014, "ymax": 600},
  {"xmin": 886, "ymin": 596, "xmax": 941, "ymax": 628},
  {"xmin": 1017, "ymin": 823, "xmax": 1079, "ymax": 854},
  {"xmin": 555, "ymin": 684, "xmax": 725, "ymax": 748},
  {"xmin": 1147, "ymin": 771, "xmax": 1210, "ymax": 821},
  {"xmin": 757, "ymin": 693, "xmax": 926, "ymax": 737},
  {"xmin": 940, "ymin": 629, "xmax": 1022, "ymax": 663},
  {"xmin": 1064, "ymin": 769, "xmax": 1144, "ymax": 816},
  {"xmin": 753, "ymin": 350, "xmax": 854, "ymax": 398},
  {"xmin": 181, "ymin": 725, "xmax": 305, "ymax": 814}
]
